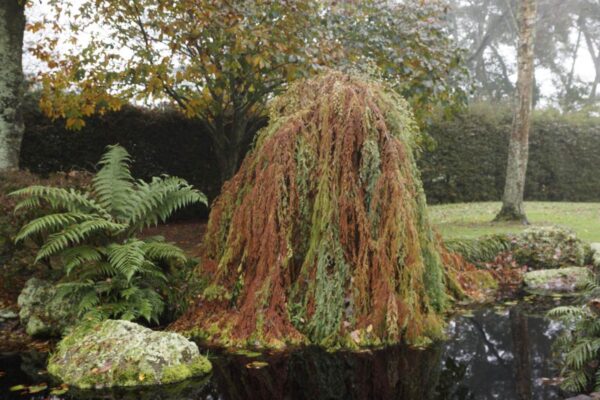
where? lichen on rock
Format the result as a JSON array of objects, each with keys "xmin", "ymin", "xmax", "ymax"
[
  {"xmin": 523, "ymin": 266, "xmax": 591, "ymax": 295},
  {"xmin": 47, "ymin": 319, "xmax": 212, "ymax": 389},
  {"xmin": 17, "ymin": 278, "xmax": 76, "ymax": 337}
]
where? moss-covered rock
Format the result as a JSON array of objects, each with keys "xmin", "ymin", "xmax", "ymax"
[
  {"xmin": 523, "ymin": 267, "xmax": 591, "ymax": 295},
  {"xmin": 513, "ymin": 226, "xmax": 585, "ymax": 269},
  {"xmin": 17, "ymin": 278, "xmax": 76, "ymax": 337},
  {"xmin": 590, "ymin": 243, "xmax": 600, "ymax": 268},
  {"xmin": 47, "ymin": 319, "xmax": 211, "ymax": 389}
]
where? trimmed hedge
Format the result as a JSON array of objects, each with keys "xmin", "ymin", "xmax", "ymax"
[
  {"xmin": 419, "ymin": 103, "xmax": 600, "ymax": 204},
  {"xmin": 19, "ymin": 99, "xmax": 600, "ymax": 209}
]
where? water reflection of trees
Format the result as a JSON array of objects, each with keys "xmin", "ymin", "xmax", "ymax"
[
  {"xmin": 210, "ymin": 345, "xmax": 445, "ymax": 400},
  {"xmin": 441, "ymin": 306, "xmax": 562, "ymax": 400}
]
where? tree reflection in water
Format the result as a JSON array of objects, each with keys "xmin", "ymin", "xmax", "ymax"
[{"xmin": 206, "ymin": 305, "xmax": 563, "ymax": 400}]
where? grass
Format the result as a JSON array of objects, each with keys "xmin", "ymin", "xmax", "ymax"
[{"xmin": 429, "ymin": 202, "xmax": 600, "ymax": 242}]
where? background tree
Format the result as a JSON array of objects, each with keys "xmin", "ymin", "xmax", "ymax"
[
  {"xmin": 0, "ymin": 0, "xmax": 26, "ymax": 171},
  {"xmin": 33, "ymin": 0, "xmax": 467, "ymax": 183},
  {"xmin": 495, "ymin": 0, "xmax": 537, "ymax": 222},
  {"xmin": 448, "ymin": 0, "xmax": 599, "ymax": 109}
]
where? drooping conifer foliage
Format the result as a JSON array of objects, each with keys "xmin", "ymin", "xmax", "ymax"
[{"xmin": 173, "ymin": 71, "xmax": 490, "ymax": 348}]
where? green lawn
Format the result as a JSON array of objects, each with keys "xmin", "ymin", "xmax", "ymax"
[{"xmin": 429, "ymin": 202, "xmax": 600, "ymax": 243}]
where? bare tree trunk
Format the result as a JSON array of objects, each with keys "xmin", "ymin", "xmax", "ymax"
[
  {"xmin": 0, "ymin": 1, "xmax": 25, "ymax": 171},
  {"xmin": 495, "ymin": 0, "xmax": 537, "ymax": 223}
]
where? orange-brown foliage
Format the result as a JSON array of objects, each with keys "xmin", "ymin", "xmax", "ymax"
[{"xmin": 172, "ymin": 72, "xmax": 491, "ymax": 349}]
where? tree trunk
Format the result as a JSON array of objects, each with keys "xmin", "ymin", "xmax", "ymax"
[
  {"xmin": 213, "ymin": 119, "xmax": 249, "ymax": 185},
  {"xmin": 0, "ymin": 1, "xmax": 25, "ymax": 172},
  {"xmin": 495, "ymin": 0, "xmax": 537, "ymax": 223}
]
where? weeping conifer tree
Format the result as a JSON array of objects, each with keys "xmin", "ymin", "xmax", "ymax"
[{"xmin": 173, "ymin": 71, "xmax": 491, "ymax": 348}]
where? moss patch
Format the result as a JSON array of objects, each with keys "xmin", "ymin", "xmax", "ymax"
[{"xmin": 48, "ymin": 319, "xmax": 211, "ymax": 389}]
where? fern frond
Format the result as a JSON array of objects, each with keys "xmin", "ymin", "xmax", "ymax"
[
  {"xmin": 107, "ymin": 240, "xmax": 146, "ymax": 282},
  {"xmin": 127, "ymin": 176, "xmax": 207, "ymax": 230},
  {"xmin": 547, "ymin": 306, "xmax": 588, "ymax": 319},
  {"xmin": 92, "ymin": 145, "xmax": 134, "ymax": 219},
  {"xmin": 63, "ymin": 245, "xmax": 105, "ymax": 275},
  {"xmin": 36, "ymin": 219, "xmax": 126, "ymax": 261},
  {"xmin": 15, "ymin": 212, "xmax": 97, "ymax": 243},
  {"xmin": 11, "ymin": 186, "xmax": 106, "ymax": 215},
  {"xmin": 562, "ymin": 369, "xmax": 592, "ymax": 393},
  {"xmin": 142, "ymin": 241, "xmax": 187, "ymax": 263},
  {"xmin": 565, "ymin": 338, "xmax": 600, "ymax": 370},
  {"xmin": 55, "ymin": 280, "xmax": 96, "ymax": 301}
]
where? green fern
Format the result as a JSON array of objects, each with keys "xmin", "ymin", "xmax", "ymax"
[
  {"xmin": 548, "ymin": 276, "xmax": 600, "ymax": 394},
  {"xmin": 12, "ymin": 145, "xmax": 207, "ymax": 323}
]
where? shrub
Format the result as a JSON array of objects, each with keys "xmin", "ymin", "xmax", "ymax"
[
  {"xmin": 444, "ymin": 235, "xmax": 512, "ymax": 265},
  {"xmin": 11, "ymin": 145, "xmax": 206, "ymax": 323},
  {"xmin": 512, "ymin": 226, "xmax": 585, "ymax": 270}
]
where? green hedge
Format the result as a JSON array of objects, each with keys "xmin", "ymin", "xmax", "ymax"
[
  {"xmin": 419, "ymin": 103, "xmax": 600, "ymax": 204},
  {"xmin": 19, "ymin": 100, "xmax": 600, "ymax": 209}
]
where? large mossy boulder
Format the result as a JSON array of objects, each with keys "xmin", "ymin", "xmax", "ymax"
[
  {"xmin": 513, "ymin": 226, "xmax": 585, "ymax": 269},
  {"xmin": 48, "ymin": 319, "xmax": 212, "ymax": 389},
  {"xmin": 17, "ymin": 278, "xmax": 76, "ymax": 337},
  {"xmin": 172, "ymin": 71, "xmax": 491, "ymax": 349},
  {"xmin": 523, "ymin": 267, "xmax": 591, "ymax": 295}
]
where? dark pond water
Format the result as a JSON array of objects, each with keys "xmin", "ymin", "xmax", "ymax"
[{"xmin": 0, "ymin": 300, "xmax": 568, "ymax": 400}]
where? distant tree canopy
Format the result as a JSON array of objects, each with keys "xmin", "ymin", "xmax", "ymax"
[
  {"xmin": 31, "ymin": 0, "xmax": 467, "ymax": 182},
  {"xmin": 450, "ymin": 0, "xmax": 600, "ymax": 110}
]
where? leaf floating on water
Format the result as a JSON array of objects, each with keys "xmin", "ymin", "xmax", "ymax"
[
  {"xmin": 9, "ymin": 384, "xmax": 26, "ymax": 392},
  {"xmin": 50, "ymin": 384, "xmax": 69, "ymax": 395},
  {"xmin": 245, "ymin": 361, "xmax": 269, "ymax": 369},
  {"xmin": 28, "ymin": 383, "xmax": 48, "ymax": 394},
  {"xmin": 231, "ymin": 349, "xmax": 262, "ymax": 358}
]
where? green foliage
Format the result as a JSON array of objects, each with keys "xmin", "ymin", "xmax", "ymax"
[
  {"xmin": 420, "ymin": 104, "xmax": 600, "ymax": 204},
  {"xmin": 34, "ymin": 0, "xmax": 466, "ymax": 182},
  {"xmin": 0, "ymin": 170, "xmax": 92, "ymax": 302},
  {"xmin": 444, "ymin": 235, "xmax": 512, "ymax": 265},
  {"xmin": 512, "ymin": 226, "xmax": 585, "ymax": 269},
  {"xmin": 548, "ymin": 290, "xmax": 600, "ymax": 393},
  {"xmin": 19, "ymin": 100, "xmax": 230, "ymax": 206},
  {"xmin": 327, "ymin": 0, "xmax": 468, "ymax": 128},
  {"xmin": 11, "ymin": 145, "xmax": 206, "ymax": 323}
]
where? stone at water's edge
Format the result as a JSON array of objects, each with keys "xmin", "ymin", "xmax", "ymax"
[
  {"xmin": 590, "ymin": 243, "xmax": 600, "ymax": 268},
  {"xmin": 523, "ymin": 266, "xmax": 591, "ymax": 295},
  {"xmin": 0, "ymin": 307, "xmax": 17, "ymax": 322},
  {"xmin": 17, "ymin": 278, "xmax": 76, "ymax": 337},
  {"xmin": 47, "ymin": 319, "xmax": 212, "ymax": 389}
]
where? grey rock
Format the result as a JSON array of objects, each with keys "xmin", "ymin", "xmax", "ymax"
[
  {"xmin": 0, "ymin": 308, "xmax": 17, "ymax": 320},
  {"xmin": 17, "ymin": 278, "xmax": 76, "ymax": 337},
  {"xmin": 523, "ymin": 266, "xmax": 591, "ymax": 295},
  {"xmin": 48, "ymin": 319, "xmax": 212, "ymax": 389}
]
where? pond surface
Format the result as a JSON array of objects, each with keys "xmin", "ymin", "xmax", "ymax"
[{"xmin": 0, "ymin": 299, "xmax": 568, "ymax": 400}]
